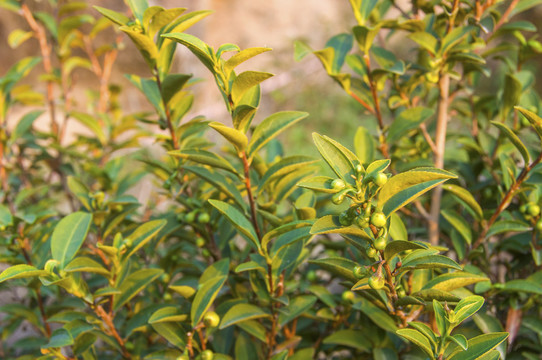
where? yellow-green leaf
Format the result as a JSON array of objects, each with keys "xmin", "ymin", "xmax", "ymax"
[
  {"xmin": 208, "ymin": 122, "xmax": 248, "ymax": 153},
  {"xmin": 231, "ymin": 71, "xmax": 273, "ymax": 105},
  {"xmin": 51, "ymin": 212, "xmax": 92, "ymax": 269},
  {"xmin": 219, "ymin": 303, "xmax": 270, "ymax": 329},
  {"xmin": 0, "ymin": 265, "xmax": 49, "ymax": 283}
]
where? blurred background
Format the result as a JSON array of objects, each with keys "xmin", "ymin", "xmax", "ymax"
[{"xmin": 1, "ymin": 1, "xmax": 542, "ymax": 156}]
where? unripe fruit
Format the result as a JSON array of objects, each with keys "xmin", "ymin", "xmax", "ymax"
[
  {"xmin": 353, "ymin": 266, "xmax": 366, "ymax": 279},
  {"xmin": 339, "ymin": 211, "xmax": 352, "ymax": 226},
  {"xmin": 355, "ymin": 216, "xmax": 369, "ymax": 229},
  {"xmin": 331, "ymin": 192, "xmax": 345, "ymax": 205},
  {"xmin": 342, "ymin": 290, "xmax": 355, "ymax": 302},
  {"xmin": 528, "ymin": 204, "xmax": 540, "ymax": 217},
  {"xmin": 536, "ymin": 220, "xmax": 542, "ymax": 232},
  {"xmin": 160, "ymin": 274, "xmax": 171, "ymax": 283},
  {"xmin": 307, "ymin": 270, "xmax": 317, "ymax": 282},
  {"xmin": 331, "ymin": 178, "xmax": 346, "ymax": 191},
  {"xmin": 198, "ymin": 212, "xmax": 210, "ymax": 224},
  {"xmin": 123, "ymin": 238, "xmax": 133, "ymax": 248},
  {"xmin": 520, "ymin": 204, "xmax": 528, "ymax": 213},
  {"xmin": 368, "ymin": 275, "xmax": 385, "ymax": 290},
  {"xmin": 185, "ymin": 211, "xmax": 197, "ymax": 223},
  {"xmin": 374, "ymin": 236, "xmax": 387, "ymax": 251},
  {"xmin": 163, "ymin": 293, "xmax": 172, "ymax": 301},
  {"xmin": 196, "ymin": 237, "xmax": 206, "ymax": 248},
  {"xmin": 355, "ymin": 164, "xmax": 363, "ymax": 174},
  {"xmin": 202, "ymin": 249, "xmax": 211, "ymax": 257},
  {"xmin": 370, "ymin": 212, "xmax": 387, "ymax": 228},
  {"xmin": 373, "ymin": 173, "xmax": 388, "ymax": 187},
  {"xmin": 397, "ymin": 289, "xmax": 406, "ymax": 298},
  {"xmin": 201, "ymin": 350, "xmax": 214, "ymax": 360},
  {"xmin": 125, "ymin": 342, "xmax": 134, "ymax": 351},
  {"xmin": 367, "ymin": 248, "xmax": 377, "ymax": 258},
  {"xmin": 203, "ymin": 311, "xmax": 220, "ymax": 328}
]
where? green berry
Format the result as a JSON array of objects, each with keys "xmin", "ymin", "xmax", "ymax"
[
  {"xmin": 125, "ymin": 342, "xmax": 134, "ymax": 351},
  {"xmin": 367, "ymin": 248, "xmax": 377, "ymax": 258},
  {"xmin": 397, "ymin": 289, "xmax": 406, "ymax": 297},
  {"xmin": 368, "ymin": 275, "xmax": 385, "ymax": 290},
  {"xmin": 536, "ymin": 220, "xmax": 542, "ymax": 232},
  {"xmin": 163, "ymin": 293, "xmax": 172, "ymax": 301},
  {"xmin": 370, "ymin": 212, "xmax": 387, "ymax": 228},
  {"xmin": 160, "ymin": 274, "xmax": 171, "ymax": 283},
  {"xmin": 201, "ymin": 350, "xmax": 214, "ymax": 360},
  {"xmin": 331, "ymin": 178, "xmax": 346, "ymax": 191},
  {"xmin": 355, "ymin": 164, "xmax": 364, "ymax": 174},
  {"xmin": 374, "ymin": 236, "xmax": 387, "ymax": 251},
  {"xmin": 520, "ymin": 204, "xmax": 528, "ymax": 213},
  {"xmin": 331, "ymin": 192, "xmax": 345, "ymax": 205},
  {"xmin": 198, "ymin": 212, "xmax": 210, "ymax": 224},
  {"xmin": 342, "ymin": 290, "xmax": 355, "ymax": 302},
  {"xmin": 353, "ymin": 266, "xmax": 366, "ymax": 279},
  {"xmin": 373, "ymin": 173, "xmax": 388, "ymax": 187},
  {"xmin": 123, "ymin": 238, "xmax": 133, "ymax": 248},
  {"xmin": 307, "ymin": 270, "xmax": 317, "ymax": 282},
  {"xmin": 528, "ymin": 204, "xmax": 540, "ymax": 217},
  {"xmin": 339, "ymin": 211, "xmax": 353, "ymax": 226},
  {"xmin": 356, "ymin": 216, "xmax": 369, "ymax": 229},
  {"xmin": 203, "ymin": 311, "xmax": 220, "ymax": 328},
  {"xmin": 202, "ymin": 249, "xmax": 211, "ymax": 257},
  {"xmin": 196, "ymin": 237, "xmax": 206, "ymax": 248},
  {"xmin": 185, "ymin": 211, "xmax": 197, "ymax": 223}
]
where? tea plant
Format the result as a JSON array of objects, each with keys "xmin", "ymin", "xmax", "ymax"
[{"xmin": 0, "ymin": 0, "xmax": 541, "ymax": 359}]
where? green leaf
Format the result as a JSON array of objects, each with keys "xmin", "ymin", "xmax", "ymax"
[
  {"xmin": 515, "ymin": 106, "xmax": 542, "ymax": 141},
  {"xmin": 162, "ymin": 32, "xmax": 215, "ymax": 72},
  {"xmin": 125, "ymin": 75, "xmax": 164, "ymax": 117},
  {"xmin": 411, "ymin": 289, "xmax": 460, "ymax": 302},
  {"xmin": 126, "ymin": 0, "xmax": 148, "ymax": 22},
  {"xmin": 64, "ymin": 257, "xmax": 109, "ymax": 277},
  {"xmin": 408, "ymin": 322, "xmax": 438, "ymax": 348},
  {"xmin": 322, "ymin": 329, "xmax": 372, "ymax": 351},
  {"xmin": 232, "ymin": 105, "xmax": 257, "ymax": 132},
  {"xmin": 324, "ymin": 33, "xmax": 354, "ymax": 74},
  {"xmin": 440, "ymin": 26, "xmax": 475, "ymax": 55},
  {"xmin": 148, "ymin": 307, "xmax": 188, "ymax": 324},
  {"xmin": 409, "ymin": 32, "xmax": 438, "ymax": 55},
  {"xmin": 352, "ymin": 25, "xmax": 379, "ymax": 53},
  {"xmin": 160, "ymin": 73, "xmax": 191, "ymax": 104},
  {"xmin": 0, "ymin": 204, "xmax": 13, "ymax": 227},
  {"xmin": 120, "ymin": 25, "xmax": 158, "ymax": 68},
  {"xmin": 486, "ymin": 220, "xmax": 531, "ymax": 238},
  {"xmin": 387, "ymin": 107, "xmax": 434, "ymax": 144},
  {"xmin": 113, "ymin": 268, "xmax": 163, "ymax": 311},
  {"xmin": 310, "ymin": 215, "xmax": 372, "ymax": 240},
  {"xmin": 297, "ymin": 176, "xmax": 338, "ymax": 193},
  {"xmin": 399, "ymin": 254, "xmax": 462, "ymax": 273},
  {"xmin": 491, "ymin": 121, "xmax": 530, "ymax": 163},
  {"xmin": 261, "ymin": 220, "xmax": 312, "ymax": 253},
  {"xmin": 7, "ymin": 29, "xmax": 32, "ymax": 49},
  {"xmin": 433, "ymin": 299, "xmax": 447, "ymax": 336},
  {"xmin": 51, "ymin": 212, "xmax": 92, "ymax": 269},
  {"xmin": 191, "ymin": 261, "xmax": 229, "ymax": 328},
  {"xmin": 354, "ymin": 298, "xmax": 398, "ymax": 332},
  {"xmin": 389, "ymin": 213, "xmax": 408, "ymax": 241},
  {"xmin": 442, "ymin": 184, "xmax": 483, "ymax": 221},
  {"xmin": 312, "ymin": 133, "xmax": 360, "ymax": 185},
  {"xmin": 384, "ymin": 240, "xmax": 428, "ymax": 261},
  {"xmin": 378, "ymin": 168, "xmax": 457, "ymax": 217},
  {"xmin": 208, "ymin": 122, "xmax": 248, "ymax": 153},
  {"xmin": 0, "ymin": 265, "xmax": 49, "ymax": 283},
  {"xmin": 500, "ymin": 279, "xmax": 542, "ymax": 295},
  {"xmin": 150, "ymin": 322, "xmax": 186, "ymax": 349},
  {"xmin": 93, "ymin": 6, "xmax": 130, "ymax": 25},
  {"xmin": 448, "ymin": 333, "xmax": 508, "ymax": 360},
  {"xmin": 278, "ymin": 295, "xmax": 317, "ymax": 326},
  {"xmin": 224, "ymin": 47, "xmax": 272, "ymax": 75},
  {"xmin": 354, "ymin": 126, "xmax": 375, "ymax": 165},
  {"xmin": 448, "ymin": 334, "xmax": 468, "ymax": 351},
  {"xmin": 423, "ymin": 272, "xmax": 489, "ymax": 292},
  {"xmin": 123, "ymin": 219, "xmax": 166, "ymax": 261},
  {"xmin": 168, "ymin": 285, "xmax": 196, "ymax": 298},
  {"xmin": 260, "ymin": 156, "xmax": 318, "ymax": 192},
  {"xmin": 502, "ymin": 74, "xmax": 522, "ymax": 119},
  {"xmin": 184, "ymin": 166, "xmax": 245, "ymax": 209},
  {"xmin": 231, "ymin": 71, "xmax": 273, "ymax": 105},
  {"xmin": 247, "ymin": 111, "xmax": 308, "ymax": 157},
  {"xmin": 168, "ymin": 149, "xmax": 239, "ymax": 175},
  {"xmin": 70, "ymin": 112, "xmax": 107, "ymax": 145},
  {"xmin": 10, "ymin": 110, "xmax": 43, "ymax": 143},
  {"xmin": 219, "ymin": 303, "xmax": 270, "ymax": 329},
  {"xmin": 309, "ymin": 257, "xmax": 358, "ymax": 282},
  {"xmin": 42, "ymin": 328, "xmax": 74, "ymax": 349},
  {"xmin": 454, "ymin": 296, "xmax": 484, "ymax": 324},
  {"xmin": 208, "ymin": 199, "xmax": 260, "ymax": 250},
  {"xmin": 441, "ymin": 210, "xmax": 472, "ymax": 245},
  {"xmin": 396, "ymin": 329, "xmax": 435, "ymax": 359}
]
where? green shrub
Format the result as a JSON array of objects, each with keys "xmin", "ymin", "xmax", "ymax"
[{"xmin": 1, "ymin": 0, "xmax": 542, "ymax": 359}]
